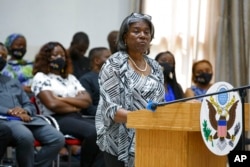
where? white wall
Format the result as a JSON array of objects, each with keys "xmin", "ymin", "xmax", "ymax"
[{"xmin": 0, "ymin": 0, "xmax": 137, "ymax": 60}]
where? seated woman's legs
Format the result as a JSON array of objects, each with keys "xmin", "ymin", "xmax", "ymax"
[{"xmin": 53, "ymin": 112, "xmax": 104, "ymax": 167}]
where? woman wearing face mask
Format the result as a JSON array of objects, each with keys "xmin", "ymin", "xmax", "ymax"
[
  {"xmin": 155, "ymin": 51, "xmax": 184, "ymax": 101},
  {"xmin": 184, "ymin": 59, "xmax": 213, "ymax": 101},
  {"xmin": 31, "ymin": 42, "xmax": 105, "ymax": 167},
  {"xmin": 2, "ymin": 33, "xmax": 33, "ymax": 96}
]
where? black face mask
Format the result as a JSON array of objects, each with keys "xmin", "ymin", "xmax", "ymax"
[
  {"xmin": 49, "ymin": 57, "xmax": 66, "ymax": 71},
  {"xmin": 0, "ymin": 56, "xmax": 6, "ymax": 71},
  {"xmin": 160, "ymin": 62, "xmax": 174, "ymax": 80},
  {"xmin": 195, "ymin": 73, "xmax": 212, "ymax": 85},
  {"xmin": 11, "ymin": 48, "xmax": 26, "ymax": 60}
]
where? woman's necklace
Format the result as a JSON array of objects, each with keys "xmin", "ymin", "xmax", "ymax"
[{"xmin": 128, "ymin": 56, "xmax": 148, "ymax": 72}]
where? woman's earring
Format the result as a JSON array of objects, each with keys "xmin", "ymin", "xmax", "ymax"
[{"xmin": 169, "ymin": 72, "xmax": 173, "ymax": 79}]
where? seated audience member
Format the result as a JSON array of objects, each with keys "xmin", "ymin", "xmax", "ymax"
[
  {"xmin": 155, "ymin": 51, "xmax": 184, "ymax": 101},
  {"xmin": 107, "ymin": 30, "xmax": 119, "ymax": 54},
  {"xmin": 68, "ymin": 31, "xmax": 90, "ymax": 79},
  {"xmin": 0, "ymin": 123, "xmax": 12, "ymax": 160},
  {"xmin": 0, "ymin": 44, "xmax": 13, "ymax": 159},
  {"xmin": 184, "ymin": 59, "xmax": 213, "ymax": 101},
  {"xmin": 2, "ymin": 33, "xmax": 33, "ymax": 96},
  {"xmin": 79, "ymin": 47, "xmax": 111, "ymax": 117},
  {"xmin": 0, "ymin": 42, "xmax": 65, "ymax": 167},
  {"xmin": 31, "ymin": 41, "xmax": 105, "ymax": 167}
]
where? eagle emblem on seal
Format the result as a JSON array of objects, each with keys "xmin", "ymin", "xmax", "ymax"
[
  {"xmin": 203, "ymin": 95, "xmax": 241, "ymax": 151},
  {"xmin": 206, "ymin": 97, "xmax": 239, "ymax": 141},
  {"xmin": 200, "ymin": 82, "xmax": 242, "ymax": 156}
]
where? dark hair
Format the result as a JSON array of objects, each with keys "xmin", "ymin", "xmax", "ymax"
[
  {"xmin": 70, "ymin": 32, "xmax": 89, "ymax": 47},
  {"xmin": 107, "ymin": 30, "xmax": 119, "ymax": 54},
  {"xmin": 33, "ymin": 41, "xmax": 73, "ymax": 78},
  {"xmin": 192, "ymin": 59, "xmax": 213, "ymax": 83},
  {"xmin": 88, "ymin": 47, "xmax": 109, "ymax": 68},
  {"xmin": 68, "ymin": 32, "xmax": 89, "ymax": 59},
  {"xmin": 117, "ymin": 13, "xmax": 155, "ymax": 55},
  {"xmin": 155, "ymin": 51, "xmax": 184, "ymax": 100},
  {"xmin": 155, "ymin": 51, "xmax": 175, "ymax": 66}
]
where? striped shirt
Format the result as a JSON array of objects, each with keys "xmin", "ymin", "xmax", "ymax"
[{"xmin": 95, "ymin": 51, "xmax": 164, "ymax": 166}]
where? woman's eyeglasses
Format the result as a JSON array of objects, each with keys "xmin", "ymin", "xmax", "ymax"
[{"xmin": 130, "ymin": 13, "xmax": 152, "ymax": 20}]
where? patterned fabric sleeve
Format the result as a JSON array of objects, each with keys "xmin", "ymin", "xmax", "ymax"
[
  {"xmin": 31, "ymin": 72, "xmax": 53, "ymax": 96},
  {"xmin": 97, "ymin": 59, "xmax": 123, "ymax": 125},
  {"xmin": 2, "ymin": 60, "xmax": 33, "ymax": 86},
  {"xmin": 68, "ymin": 74, "xmax": 86, "ymax": 92}
]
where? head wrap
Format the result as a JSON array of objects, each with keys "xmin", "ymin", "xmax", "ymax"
[{"xmin": 5, "ymin": 33, "xmax": 25, "ymax": 52}]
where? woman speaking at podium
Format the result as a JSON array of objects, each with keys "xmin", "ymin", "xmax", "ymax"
[{"xmin": 95, "ymin": 13, "xmax": 165, "ymax": 167}]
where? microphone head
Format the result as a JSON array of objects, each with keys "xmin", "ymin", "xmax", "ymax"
[{"xmin": 146, "ymin": 100, "xmax": 158, "ymax": 112}]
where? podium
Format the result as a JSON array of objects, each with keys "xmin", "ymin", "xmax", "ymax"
[{"xmin": 127, "ymin": 102, "xmax": 250, "ymax": 167}]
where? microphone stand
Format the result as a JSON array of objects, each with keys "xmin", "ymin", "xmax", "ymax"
[{"xmin": 154, "ymin": 85, "xmax": 250, "ymax": 151}]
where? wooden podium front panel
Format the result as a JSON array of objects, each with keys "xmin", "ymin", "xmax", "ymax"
[
  {"xmin": 187, "ymin": 132, "xmax": 227, "ymax": 167},
  {"xmin": 135, "ymin": 129, "xmax": 188, "ymax": 167},
  {"xmin": 134, "ymin": 129, "xmax": 227, "ymax": 167}
]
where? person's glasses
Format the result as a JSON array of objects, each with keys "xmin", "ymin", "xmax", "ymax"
[{"xmin": 130, "ymin": 13, "xmax": 152, "ymax": 20}]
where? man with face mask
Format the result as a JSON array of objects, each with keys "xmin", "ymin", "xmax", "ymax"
[
  {"xmin": 155, "ymin": 51, "xmax": 184, "ymax": 101},
  {"xmin": 2, "ymin": 33, "xmax": 33, "ymax": 96},
  {"xmin": 184, "ymin": 59, "xmax": 213, "ymax": 101}
]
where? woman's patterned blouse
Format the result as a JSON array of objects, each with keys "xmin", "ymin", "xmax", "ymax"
[
  {"xmin": 2, "ymin": 59, "xmax": 33, "ymax": 86},
  {"xmin": 95, "ymin": 51, "xmax": 165, "ymax": 167}
]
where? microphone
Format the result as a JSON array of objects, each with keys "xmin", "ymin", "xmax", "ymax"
[{"xmin": 146, "ymin": 100, "xmax": 158, "ymax": 112}]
